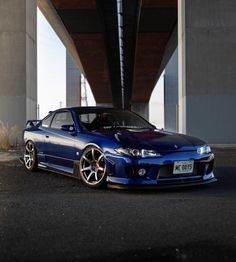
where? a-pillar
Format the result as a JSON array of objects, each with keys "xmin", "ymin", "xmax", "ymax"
[
  {"xmin": 178, "ymin": 0, "xmax": 236, "ymax": 143},
  {"xmin": 131, "ymin": 103, "xmax": 149, "ymax": 121},
  {"xmin": 0, "ymin": 0, "xmax": 37, "ymax": 138},
  {"xmin": 66, "ymin": 51, "xmax": 81, "ymax": 107}
]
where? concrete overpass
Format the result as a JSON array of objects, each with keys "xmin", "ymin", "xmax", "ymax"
[
  {"xmin": 0, "ymin": 0, "xmax": 236, "ymax": 144},
  {"xmin": 39, "ymin": 0, "xmax": 177, "ymax": 110}
]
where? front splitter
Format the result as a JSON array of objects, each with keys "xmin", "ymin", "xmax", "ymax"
[{"xmin": 107, "ymin": 177, "xmax": 217, "ymax": 190}]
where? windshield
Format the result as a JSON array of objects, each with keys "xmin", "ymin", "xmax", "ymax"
[{"xmin": 76, "ymin": 110, "xmax": 155, "ymax": 132}]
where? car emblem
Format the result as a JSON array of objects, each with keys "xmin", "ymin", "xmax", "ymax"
[{"xmin": 174, "ymin": 145, "xmax": 178, "ymax": 149}]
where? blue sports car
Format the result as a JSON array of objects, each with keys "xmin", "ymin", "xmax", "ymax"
[{"xmin": 23, "ymin": 107, "xmax": 216, "ymax": 189}]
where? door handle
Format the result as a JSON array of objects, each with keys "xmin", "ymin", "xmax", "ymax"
[{"xmin": 45, "ymin": 135, "xmax": 49, "ymax": 138}]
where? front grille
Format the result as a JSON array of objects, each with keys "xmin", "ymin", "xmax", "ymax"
[{"xmin": 158, "ymin": 162, "xmax": 206, "ymax": 179}]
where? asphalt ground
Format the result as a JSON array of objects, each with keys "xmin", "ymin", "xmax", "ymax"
[{"xmin": 0, "ymin": 148, "xmax": 235, "ymax": 262}]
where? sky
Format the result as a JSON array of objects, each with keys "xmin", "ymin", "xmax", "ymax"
[
  {"xmin": 37, "ymin": 9, "xmax": 66, "ymax": 118},
  {"xmin": 37, "ymin": 8, "xmax": 164, "ymax": 128},
  {"xmin": 149, "ymin": 73, "xmax": 164, "ymax": 128}
]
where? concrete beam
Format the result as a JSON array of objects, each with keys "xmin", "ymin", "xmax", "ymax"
[
  {"xmin": 164, "ymin": 48, "xmax": 178, "ymax": 132},
  {"xmin": 156, "ymin": 25, "xmax": 177, "ymax": 83},
  {"xmin": 178, "ymin": 0, "xmax": 236, "ymax": 143},
  {"xmin": 0, "ymin": 0, "xmax": 37, "ymax": 143},
  {"xmin": 66, "ymin": 52, "xmax": 81, "ymax": 107},
  {"xmin": 96, "ymin": 103, "xmax": 113, "ymax": 108},
  {"xmin": 37, "ymin": 0, "xmax": 85, "ymax": 75}
]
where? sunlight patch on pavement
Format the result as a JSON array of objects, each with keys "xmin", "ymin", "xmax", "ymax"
[{"xmin": 0, "ymin": 151, "xmax": 20, "ymax": 162}]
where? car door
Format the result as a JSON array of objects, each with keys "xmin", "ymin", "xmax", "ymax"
[
  {"xmin": 37, "ymin": 113, "xmax": 54, "ymax": 165},
  {"xmin": 46, "ymin": 110, "xmax": 77, "ymax": 173}
]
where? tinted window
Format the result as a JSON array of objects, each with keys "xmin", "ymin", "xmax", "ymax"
[
  {"xmin": 78, "ymin": 113, "xmax": 97, "ymax": 131},
  {"xmin": 51, "ymin": 111, "xmax": 74, "ymax": 130},
  {"xmin": 76, "ymin": 110, "xmax": 154, "ymax": 131},
  {"xmin": 41, "ymin": 114, "xmax": 54, "ymax": 128}
]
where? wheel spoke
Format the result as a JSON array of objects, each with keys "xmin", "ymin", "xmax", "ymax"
[
  {"xmin": 83, "ymin": 156, "xmax": 92, "ymax": 164},
  {"xmin": 97, "ymin": 154, "xmax": 103, "ymax": 163},
  {"xmin": 24, "ymin": 154, "xmax": 32, "ymax": 167},
  {"xmin": 91, "ymin": 148, "xmax": 95, "ymax": 161},
  {"xmin": 81, "ymin": 166, "xmax": 91, "ymax": 172},
  {"xmin": 87, "ymin": 171, "xmax": 95, "ymax": 181},
  {"xmin": 24, "ymin": 154, "xmax": 30, "ymax": 160},
  {"xmin": 98, "ymin": 167, "xmax": 104, "ymax": 172},
  {"xmin": 26, "ymin": 143, "xmax": 34, "ymax": 153},
  {"xmin": 94, "ymin": 172, "xmax": 98, "ymax": 181}
]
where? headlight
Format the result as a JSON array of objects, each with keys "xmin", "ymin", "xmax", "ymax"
[
  {"xmin": 115, "ymin": 148, "xmax": 161, "ymax": 157},
  {"xmin": 197, "ymin": 145, "xmax": 211, "ymax": 154}
]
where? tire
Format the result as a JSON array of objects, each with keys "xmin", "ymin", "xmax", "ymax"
[
  {"xmin": 79, "ymin": 146, "xmax": 107, "ymax": 188},
  {"xmin": 24, "ymin": 141, "xmax": 38, "ymax": 171}
]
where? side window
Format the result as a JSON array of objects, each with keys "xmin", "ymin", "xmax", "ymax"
[
  {"xmin": 79, "ymin": 113, "xmax": 97, "ymax": 124},
  {"xmin": 79, "ymin": 113, "xmax": 97, "ymax": 131},
  {"xmin": 41, "ymin": 114, "xmax": 54, "ymax": 128},
  {"xmin": 51, "ymin": 112, "xmax": 74, "ymax": 130}
]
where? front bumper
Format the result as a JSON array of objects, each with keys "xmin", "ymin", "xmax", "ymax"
[{"xmin": 105, "ymin": 151, "xmax": 216, "ymax": 189}]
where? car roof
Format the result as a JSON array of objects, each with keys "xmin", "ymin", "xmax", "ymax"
[{"xmin": 54, "ymin": 106, "xmax": 124, "ymax": 114}]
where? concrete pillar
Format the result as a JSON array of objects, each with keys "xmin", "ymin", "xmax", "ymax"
[
  {"xmin": 0, "ymin": 0, "xmax": 37, "ymax": 137},
  {"xmin": 178, "ymin": 0, "xmax": 236, "ymax": 143},
  {"xmin": 131, "ymin": 103, "xmax": 149, "ymax": 121},
  {"xmin": 66, "ymin": 51, "xmax": 81, "ymax": 107},
  {"xmin": 164, "ymin": 48, "xmax": 178, "ymax": 132}
]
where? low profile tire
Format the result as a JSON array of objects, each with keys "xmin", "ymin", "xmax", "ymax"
[
  {"xmin": 24, "ymin": 141, "xmax": 38, "ymax": 171},
  {"xmin": 79, "ymin": 146, "xmax": 107, "ymax": 188}
]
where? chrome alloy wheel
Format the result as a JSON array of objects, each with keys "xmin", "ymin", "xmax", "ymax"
[
  {"xmin": 80, "ymin": 146, "xmax": 106, "ymax": 187},
  {"xmin": 24, "ymin": 141, "xmax": 37, "ymax": 171}
]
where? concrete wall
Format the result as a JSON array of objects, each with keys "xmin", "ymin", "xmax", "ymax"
[
  {"xmin": 96, "ymin": 103, "xmax": 113, "ymax": 108},
  {"xmin": 164, "ymin": 48, "xmax": 178, "ymax": 132},
  {"xmin": 178, "ymin": 0, "xmax": 236, "ymax": 144},
  {"xmin": 66, "ymin": 52, "xmax": 81, "ymax": 107},
  {"xmin": 0, "ymin": 0, "xmax": 37, "ymax": 142}
]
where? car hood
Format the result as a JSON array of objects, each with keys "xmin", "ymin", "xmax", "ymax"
[{"xmin": 94, "ymin": 129, "xmax": 205, "ymax": 152}]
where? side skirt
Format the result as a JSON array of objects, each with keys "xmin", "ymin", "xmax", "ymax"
[{"xmin": 30, "ymin": 160, "xmax": 81, "ymax": 181}]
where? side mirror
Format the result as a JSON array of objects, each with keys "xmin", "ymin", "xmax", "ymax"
[{"xmin": 61, "ymin": 124, "xmax": 75, "ymax": 132}]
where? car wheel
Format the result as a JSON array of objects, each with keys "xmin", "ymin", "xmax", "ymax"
[
  {"xmin": 79, "ymin": 146, "xmax": 107, "ymax": 188},
  {"xmin": 24, "ymin": 141, "xmax": 38, "ymax": 171}
]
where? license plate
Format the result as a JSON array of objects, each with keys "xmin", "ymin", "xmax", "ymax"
[{"xmin": 173, "ymin": 161, "xmax": 194, "ymax": 174}]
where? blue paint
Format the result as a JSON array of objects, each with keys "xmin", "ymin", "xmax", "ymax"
[{"xmin": 24, "ymin": 107, "xmax": 216, "ymax": 188}]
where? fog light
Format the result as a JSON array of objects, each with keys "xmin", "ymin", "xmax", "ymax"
[{"xmin": 138, "ymin": 168, "xmax": 146, "ymax": 176}]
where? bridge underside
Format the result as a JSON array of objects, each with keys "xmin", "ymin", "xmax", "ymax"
[
  {"xmin": 1, "ymin": 0, "xmax": 235, "ymax": 144},
  {"xmin": 50, "ymin": 0, "xmax": 177, "ymax": 108}
]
